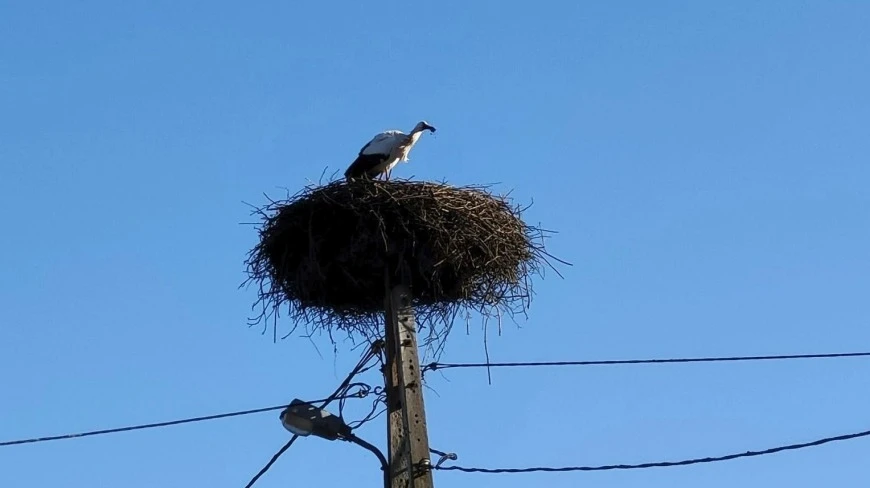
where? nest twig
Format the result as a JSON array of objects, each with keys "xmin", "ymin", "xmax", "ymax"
[{"xmin": 242, "ymin": 178, "xmax": 565, "ymax": 352}]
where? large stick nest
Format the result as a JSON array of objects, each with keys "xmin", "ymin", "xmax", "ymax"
[{"xmin": 243, "ymin": 178, "xmax": 562, "ymax": 348}]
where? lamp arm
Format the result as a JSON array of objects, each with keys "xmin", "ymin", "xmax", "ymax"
[{"xmin": 345, "ymin": 433, "xmax": 390, "ymax": 488}]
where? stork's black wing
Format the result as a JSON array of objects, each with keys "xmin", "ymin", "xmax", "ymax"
[{"xmin": 345, "ymin": 153, "xmax": 388, "ymax": 179}]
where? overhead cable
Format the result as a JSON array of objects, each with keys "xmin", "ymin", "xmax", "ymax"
[
  {"xmin": 434, "ymin": 427, "xmax": 870, "ymax": 474},
  {"xmin": 424, "ymin": 351, "xmax": 870, "ymax": 373}
]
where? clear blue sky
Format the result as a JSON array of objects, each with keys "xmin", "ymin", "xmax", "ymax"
[{"xmin": 2, "ymin": 1, "xmax": 869, "ymax": 486}]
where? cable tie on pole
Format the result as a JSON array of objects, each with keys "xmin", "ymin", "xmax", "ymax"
[{"xmin": 430, "ymin": 447, "xmax": 458, "ymax": 467}]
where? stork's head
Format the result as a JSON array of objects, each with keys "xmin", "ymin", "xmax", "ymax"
[{"xmin": 414, "ymin": 120, "xmax": 437, "ymax": 133}]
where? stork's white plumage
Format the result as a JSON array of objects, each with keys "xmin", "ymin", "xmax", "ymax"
[{"xmin": 344, "ymin": 121, "xmax": 437, "ymax": 181}]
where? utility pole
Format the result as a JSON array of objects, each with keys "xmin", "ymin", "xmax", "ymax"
[{"xmin": 383, "ymin": 280, "xmax": 434, "ymax": 488}]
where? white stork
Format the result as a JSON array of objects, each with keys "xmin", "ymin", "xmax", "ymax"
[{"xmin": 344, "ymin": 120, "xmax": 437, "ymax": 181}]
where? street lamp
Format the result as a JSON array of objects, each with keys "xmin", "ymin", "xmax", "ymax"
[
  {"xmin": 280, "ymin": 399, "xmax": 389, "ymax": 488},
  {"xmin": 279, "ymin": 399, "xmax": 351, "ymax": 440}
]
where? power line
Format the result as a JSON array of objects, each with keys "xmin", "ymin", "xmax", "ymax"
[
  {"xmin": 243, "ymin": 436, "xmax": 298, "ymax": 488},
  {"xmin": 4, "ymin": 350, "xmax": 862, "ymax": 449},
  {"xmin": 424, "ymin": 351, "xmax": 870, "ymax": 373},
  {"xmin": 0, "ymin": 347, "xmax": 386, "ymax": 452},
  {"xmin": 0, "ymin": 403, "xmax": 290, "ymax": 448},
  {"xmin": 434, "ymin": 427, "xmax": 870, "ymax": 474},
  {"xmin": 0, "ymin": 386, "xmax": 377, "ymax": 449}
]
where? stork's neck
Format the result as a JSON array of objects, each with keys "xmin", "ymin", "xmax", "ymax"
[{"xmin": 406, "ymin": 128, "xmax": 424, "ymax": 146}]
